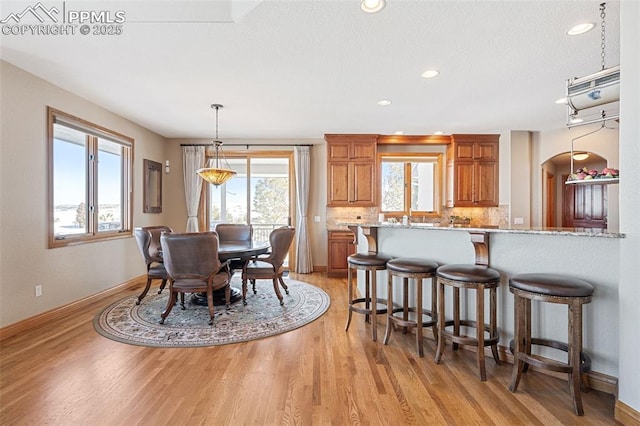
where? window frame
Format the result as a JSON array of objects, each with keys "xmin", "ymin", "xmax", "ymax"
[
  {"xmin": 48, "ymin": 107, "xmax": 133, "ymax": 248},
  {"xmin": 378, "ymin": 152, "xmax": 443, "ymax": 218},
  {"xmin": 200, "ymin": 150, "xmax": 295, "ymax": 230}
]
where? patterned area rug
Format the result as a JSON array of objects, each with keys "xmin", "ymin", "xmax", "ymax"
[{"xmin": 94, "ymin": 278, "xmax": 330, "ymax": 348}]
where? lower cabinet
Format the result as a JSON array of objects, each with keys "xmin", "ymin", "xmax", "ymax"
[{"xmin": 327, "ymin": 231, "xmax": 356, "ymax": 278}]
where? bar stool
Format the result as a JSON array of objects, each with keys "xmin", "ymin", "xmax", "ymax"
[
  {"xmin": 383, "ymin": 258, "xmax": 439, "ymax": 357},
  {"xmin": 434, "ymin": 264, "xmax": 501, "ymax": 381},
  {"xmin": 509, "ymin": 273, "xmax": 593, "ymax": 416},
  {"xmin": 345, "ymin": 252, "xmax": 393, "ymax": 341}
]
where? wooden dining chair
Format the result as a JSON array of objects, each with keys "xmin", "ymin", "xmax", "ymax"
[
  {"xmin": 241, "ymin": 226, "xmax": 295, "ymax": 305},
  {"xmin": 133, "ymin": 226, "xmax": 173, "ymax": 305},
  {"xmin": 159, "ymin": 232, "xmax": 231, "ymax": 325}
]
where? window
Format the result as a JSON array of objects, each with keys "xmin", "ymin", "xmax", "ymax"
[
  {"xmin": 379, "ymin": 154, "xmax": 442, "ymax": 217},
  {"xmin": 205, "ymin": 152, "xmax": 293, "ymax": 245},
  {"xmin": 48, "ymin": 107, "xmax": 133, "ymax": 247}
]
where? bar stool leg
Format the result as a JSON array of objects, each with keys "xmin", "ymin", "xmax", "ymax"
[
  {"xmin": 568, "ymin": 299, "xmax": 585, "ymax": 416},
  {"xmin": 383, "ymin": 272, "xmax": 394, "ymax": 345},
  {"xmin": 345, "ymin": 265, "xmax": 354, "ymax": 332},
  {"xmin": 403, "ymin": 278, "xmax": 409, "ymax": 333},
  {"xmin": 416, "ymin": 277, "xmax": 424, "ymax": 357},
  {"xmin": 510, "ymin": 294, "xmax": 525, "ymax": 392},
  {"xmin": 435, "ymin": 279, "xmax": 445, "ymax": 364},
  {"xmin": 476, "ymin": 283, "xmax": 487, "ymax": 381},
  {"xmin": 371, "ymin": 270, "xmax": 378, "ymax": 341},
  {"xmin": 453, "ymin": 287, "xmax": 460, "ymax": 351},
  {"xmin": 365, "ymin": 271, "xmax": 371, "ymax": 323},
  {"xmin": 523, "ymin": 297, "xmax": 531, "ymax": 373},
  {"xmin": 431, "ymin": 278, "xmax": 439, "ymax": 344},
  {"xmin": 490, "ymin": 286, "xmax": 501, "ymax": 364}
]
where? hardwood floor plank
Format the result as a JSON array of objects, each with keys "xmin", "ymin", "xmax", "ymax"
[{"xmin": 0, "ymin": 273, "xmax": 618, "ymax": 425}]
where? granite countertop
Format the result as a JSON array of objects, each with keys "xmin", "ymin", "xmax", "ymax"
[{"xmin": 337, "ymin": 222, "xmax": 625, "ymax": 238}]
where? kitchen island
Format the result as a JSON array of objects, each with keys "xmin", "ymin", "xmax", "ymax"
[{"xmin": 339, "ymin": 222, "xmax": 624, "ymax": 392}]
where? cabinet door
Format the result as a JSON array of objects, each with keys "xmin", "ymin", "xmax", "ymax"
[
  {"xmin": 454, "ymin": 142, "xmax": 475, "ymax": 160},
  {"xmin": 352, "ymin": 162, "xmax": 376, "ymax": 205},
  {"xmin": 327, "ymin": 232, "xmax": 355, "ymax": 277},
  {"xmin": 328, "ymin": 143, "xmax": 350, "ymax": 161},
  {"xmin": 454, "ymin": 162, "xmax": 475, "ymax": 206},
  {"xmin": 327, "ymin": 141, "xmax": 376, "ymax": 161},
  {"xmin": 351, "ymin": 142, "xmax": 376, "ymax": 161},
  {"xmin": 475, "ymin": 142, "xmax": 498, "ymax": 161},
  {"xmin": 475, "ymin": 161, "xmax": 498, "ymax": 206},
  {"xmin": 327, "ymin": 162, "xmax": 350, "ymax": 205}
]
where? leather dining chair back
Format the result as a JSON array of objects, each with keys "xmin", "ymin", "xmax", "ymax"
[
  {"xmin": 242, "ymin": 226, "xmax": 295, "ymax": 305},
  {"xmin": 134, "ymin": 225, "xmax": 172, "ymax": 304},
  {"xmin": 215, "ymin": 223, "xmax": 253, "ymax": 243},
  {"xmin": 215, "ymin": 223, "xmax": 254, "ymax": 272},
  {"xmin": 159, "ymin": 231, "xmax": 231, "ymax": 325}
]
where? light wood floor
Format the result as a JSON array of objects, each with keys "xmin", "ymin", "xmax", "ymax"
[{"xmin": 0, "ymin": 273, "xmax": 618, "ymax": 425}]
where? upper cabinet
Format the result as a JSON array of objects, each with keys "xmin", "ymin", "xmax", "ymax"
[
  {"xmin": 325, "ymin": 134, "xmax": 377, "ymax": 207},
  {"xmin": 447, "ymin": 134, "xmax": 500, "ymax": 207}
]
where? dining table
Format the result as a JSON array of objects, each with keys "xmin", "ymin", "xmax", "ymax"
[{"xmin": 191, "ymin": 240, "xmax": 271, "ymax": 306}]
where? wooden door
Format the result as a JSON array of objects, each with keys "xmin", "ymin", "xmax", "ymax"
[{"xmin": 563, "ymin": 176, "xmax": 608, "ymax": 230}]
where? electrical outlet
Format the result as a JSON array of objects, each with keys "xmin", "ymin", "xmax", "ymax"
[
  {"xmin": 35, "ymin": 285, "xmax": 43, "ymax": 297},
  {"xmin": 313, "ymin": 216, "xmax": 320, "ymax": 223},
  {"xmin": 513, "ymin": 217, "xmax": 524, "ymax": 225}
]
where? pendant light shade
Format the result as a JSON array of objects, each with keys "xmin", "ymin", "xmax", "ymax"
[{"xmin": 197, "ymin": 104, "xmax": 237, "ymax": 186}]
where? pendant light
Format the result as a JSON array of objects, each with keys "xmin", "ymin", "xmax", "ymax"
[{"xmin": 197, "ymin": 104, "xmax": 237, "ymax": 186}]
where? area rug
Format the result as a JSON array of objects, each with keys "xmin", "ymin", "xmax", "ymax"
[{"xmin": 94, "ymin": 278, "xmax": 330, "ymax": 348}]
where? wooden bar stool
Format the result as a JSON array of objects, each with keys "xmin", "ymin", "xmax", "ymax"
[
  {"xmin": 383, "ymin": 258, "xmax": 439, "ymax": 357},
  {"xmin": 509, "ymin": 273, "xmax": 593, "ymax": 416},
  {"xmin": 434, "ymin": 264, "xmax": 501, "ymax": 381},
  {"xmin": 345, "ymin": 253, "xmax": 393, "ymax": 341}
]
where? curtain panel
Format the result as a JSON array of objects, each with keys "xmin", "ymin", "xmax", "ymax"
[
  {"xmin": 294, "ymin": 146, "xmax": 313, "ymax": 273},
  {"xmin": 182, "ymin": 146, "xmax": 205, "ymax": 232}
]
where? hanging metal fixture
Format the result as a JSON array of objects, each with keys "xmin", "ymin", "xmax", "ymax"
[
  {"xmin": 197, "ymin": 104, "xmax": 237, "ymax": 186},
  {"xmin": 565, "ymin": 2, "xmax": 620, "ymax": 127}
]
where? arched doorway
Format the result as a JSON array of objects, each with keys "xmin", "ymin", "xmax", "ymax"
[{"xmin": 541, "ymin": 151, "xmax": 608, "ymax": 230}]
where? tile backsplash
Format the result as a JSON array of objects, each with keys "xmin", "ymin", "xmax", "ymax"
[{"xmin": 326, "ymin": 205, "xmax": 509, "ymax": 228}]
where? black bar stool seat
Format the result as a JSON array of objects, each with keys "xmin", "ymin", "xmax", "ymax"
[
  {"xmin": 383, "ymin": 258, "xmax": 440, "ymax": 357},
  {"xmin": 509, "ymin": 273, "xmax": 594, "ymax": 416},
  {"xmin": 345, "ymin": 253, "xmax": 393, "ymax": 341}
]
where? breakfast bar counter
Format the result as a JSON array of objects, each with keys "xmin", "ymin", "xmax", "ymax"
[{"xmin": 338, "ymin": 222, "xmax": 624, "ymax": 386}]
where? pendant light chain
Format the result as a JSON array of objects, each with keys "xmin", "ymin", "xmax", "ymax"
[{"xmin": 600, "ymin": 2, "xmax": 606, "ymax": 70}]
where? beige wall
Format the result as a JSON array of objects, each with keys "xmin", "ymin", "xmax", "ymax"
[
  {"xmin": 0, "ymin": 61, "xmax": 168, "ymax": 327},
  {"xmin": 618, "ymin": 0, "xmax": 640, "ymax": 413}
]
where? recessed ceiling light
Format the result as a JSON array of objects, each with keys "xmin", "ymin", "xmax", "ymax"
[
  {"xmin": 394, "ymin": 131, "xmax": 404, "ymax": 135},
  {"xmin": 360, "ymin": 0, "xmax": 385, "ymax": 13},
  {"xmin": 421, "ymin": 69, "xmax": 440, "ymax": 79},
  {"xmin": 566, "ymin": 22, "xmax": 595, "ymax": 36},
  {"xmin": 377, "ymin": 99, "xmax": 392, "ymax": 106},
  {"xmin": 434, "ymin": 131, "xmax": 444, "ymax": 135},
  {"xmin": 555, "ymin": 97, "xmax": 567, "ymax": 104}
]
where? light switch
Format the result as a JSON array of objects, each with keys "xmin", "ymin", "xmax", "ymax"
[
  {"xmin": 514, "ymin": 217, "xmax": 524, "ymax": 225},
  {"xmin": 313, "ymin": 216, "xmax": 321, "ymax": 223}
]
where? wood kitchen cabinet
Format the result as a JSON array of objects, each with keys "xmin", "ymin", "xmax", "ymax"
[
  {"xmin": 325, "ymin": 134, "xmax": 377, "ymax": 207},
  {"xmin": 447, "ymin": 134, "xmax": 499, "ymax": 207},
  {"xmin": 327, "ymin": 231, "xmax": 356, "ymax": 277}
]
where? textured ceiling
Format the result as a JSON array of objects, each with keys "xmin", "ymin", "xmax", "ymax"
[{"xmin": 0, "ymin": 0, "xmax": 620, "ymax": 139}]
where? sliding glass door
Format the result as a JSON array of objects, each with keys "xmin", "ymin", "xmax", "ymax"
[{"xmin": 205, "ymin": 152, "xmax": 294, "ymax": 265}]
